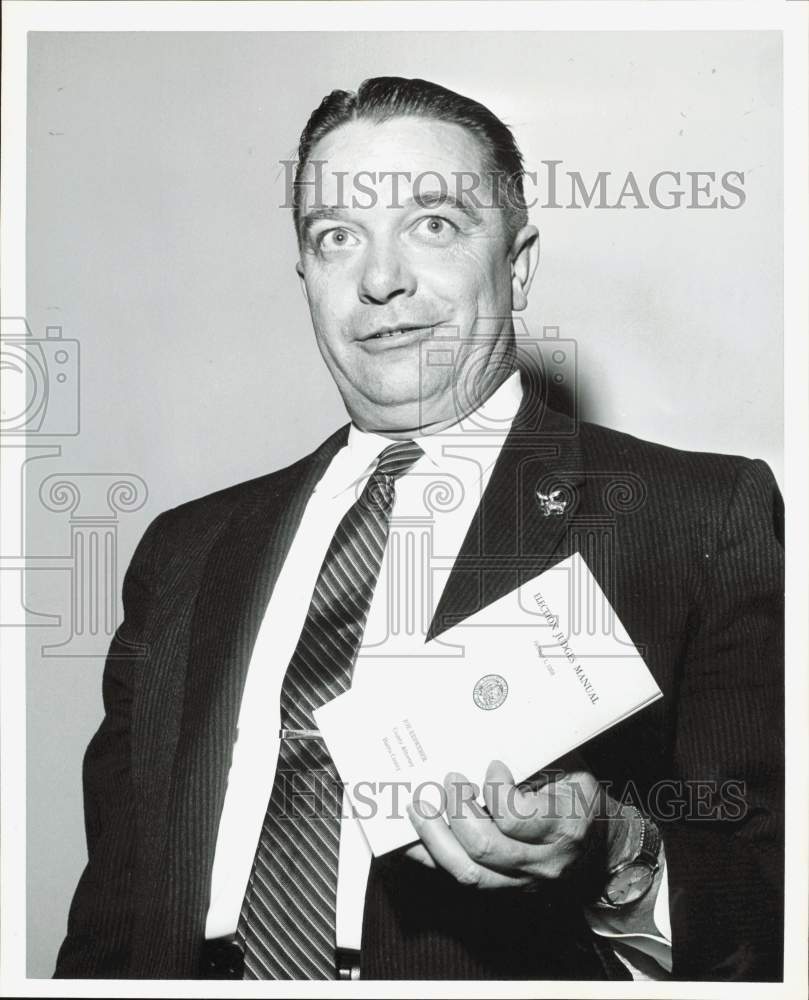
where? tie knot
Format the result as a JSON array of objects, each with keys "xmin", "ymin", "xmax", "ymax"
[{"xmin": 374, "ymin": 440, "xmax": 423, "ymax": 482}]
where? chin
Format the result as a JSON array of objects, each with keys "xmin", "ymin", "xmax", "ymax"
[
  {"xmin": 353, "ymin": 364, "xmax": 424, "ymax": 408},
  {"xmin": 360, "ymin": 387, "xmax": 422, "ymax": 421},
  {"xmin": 357, "ymin": 382, "xmax": 460, "ymax": 433}
]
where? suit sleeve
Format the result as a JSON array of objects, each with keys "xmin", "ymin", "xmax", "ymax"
[
  {"xmin": 54, "ymin": 513, "xmax": 168, "ymax": 978},
  {"xmin": 663, "ymin": 458, "xmax": 784, "ymax": 980}
]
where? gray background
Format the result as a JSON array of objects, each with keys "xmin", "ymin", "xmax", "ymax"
[{"xmin": 25, "ymin": 31, "xmax": 782, "ymax": 976}]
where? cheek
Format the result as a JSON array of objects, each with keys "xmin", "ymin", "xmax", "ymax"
[
  {"xmin": 421, "ymin": 245, "xmax": 503, "ymax": 302},
  {"xmin": 306, "ymin": 273, "xmax": 354, "ymax": 333}
]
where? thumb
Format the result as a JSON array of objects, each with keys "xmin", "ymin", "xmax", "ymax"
[{"xmin": 483, "ymin": 758, "xmax": 516, "ymax": 817}]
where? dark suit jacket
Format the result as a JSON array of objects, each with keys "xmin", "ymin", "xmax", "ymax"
[{"xmin": 55, "ymin": 384, "xmax": 784, "ymax": 981}]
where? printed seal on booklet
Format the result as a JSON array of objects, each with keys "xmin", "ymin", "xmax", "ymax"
[{"xmin": 473, "ymin": 674, "xmax": 509, "ymax": 710}]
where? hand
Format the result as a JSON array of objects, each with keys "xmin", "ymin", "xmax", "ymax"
[{"xmin": 404, "ymin": 758, "xmax": 634, "ymax": 893}]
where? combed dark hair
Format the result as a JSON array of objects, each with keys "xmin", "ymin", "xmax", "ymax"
[{"xmin": 293, "ymin": 76, "xmax": 528, "ymax": 241}]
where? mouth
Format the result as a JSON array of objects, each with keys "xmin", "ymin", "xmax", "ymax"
[{"xmin": 357, "ymin": 324, "xmax": 440, "ymax": 351}]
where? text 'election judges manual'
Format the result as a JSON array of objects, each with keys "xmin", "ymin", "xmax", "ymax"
[{"xmin": 314, "ymin": 554, "xmax": 662, "ymax": 855}]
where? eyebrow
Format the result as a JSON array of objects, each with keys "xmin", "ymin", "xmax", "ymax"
[
  {"xmin": 404, "ymin": 190, "xmax": 484, "ymax": 224},
  {"xmin": 299, "ymin": 206, "xmax": 353, "ymax": 234},
  {"xmin": 299, "ymin": 190, "xmax": 484, "ymax": 237}
]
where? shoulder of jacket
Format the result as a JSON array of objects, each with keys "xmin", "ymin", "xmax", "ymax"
[
  {"xmin": 568, "ymin": 420, "xmax": 782, "ymax": 536},
  {"xmin": 576, "ymin": 418, "xmax": 758, "ymax": 484},
  {"xmin": 146, "ymin": 423, "xmax": 351, "ymax": 541}
]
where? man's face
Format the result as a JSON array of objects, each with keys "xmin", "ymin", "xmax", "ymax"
[{"xmin": 296, "ymin": 117, "xmax": 538, "ymax": 433}]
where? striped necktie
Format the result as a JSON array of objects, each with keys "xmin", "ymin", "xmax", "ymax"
[{"xmin": 236, "ymin": 439, "xmax": 424, "ymax": 979}]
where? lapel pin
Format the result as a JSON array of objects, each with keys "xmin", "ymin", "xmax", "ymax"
[{"xmin": 536, "ymin": 488, "xmax": 568, "ymax": 517}]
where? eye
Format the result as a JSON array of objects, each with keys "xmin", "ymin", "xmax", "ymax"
[
  {"xmin": 411, "ymin": 215, "xmax": 457, "ymax": 243},
  {"xmin": 318, "ymin": 227, "xmax": 360, "ymax": 251}
]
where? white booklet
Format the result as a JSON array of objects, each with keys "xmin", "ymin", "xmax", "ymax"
[{"xmin": 313, "ymin": 553, "xmax": 662, "ymax": 856}]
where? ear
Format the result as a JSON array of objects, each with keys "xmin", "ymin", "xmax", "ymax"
[
  {"xmin": 295, "ymin": 259, "xmax": 309, "ymax": 303},
  {"xmin": 509, "ymin": 225, "xmax": 540, "ymax": 312}
]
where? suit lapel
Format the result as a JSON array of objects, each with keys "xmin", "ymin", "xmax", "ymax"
[{"xmin": 428, "ymin": 388, "xmax": 585, "ymax": 640}]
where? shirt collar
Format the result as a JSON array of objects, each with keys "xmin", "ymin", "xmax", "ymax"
[{"xmin": 316, "ymin": 370, "xmax": 524, "ymax": 498}]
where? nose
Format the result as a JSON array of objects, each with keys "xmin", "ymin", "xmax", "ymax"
[{"xmin": 358, "ymin": 236, "xmax": 417, "ymax": 304}]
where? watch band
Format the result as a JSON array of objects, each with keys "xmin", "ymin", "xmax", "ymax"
[
  {"xmin": 597, "ymin": 805, "xmax": 662, "ymax": 908},
  {"xmin": 632, "ymin": 807, "xmax": 662, "ymax": 869}
]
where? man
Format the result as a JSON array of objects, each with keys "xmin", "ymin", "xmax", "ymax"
[{"xmin": 55, "ymin": 77, "xmax": 783, "ymax": 982}]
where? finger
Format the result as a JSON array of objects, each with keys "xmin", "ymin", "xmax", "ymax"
[
  {"xmin": 407, "ymin": 801, "xmax": 524, "ymax": 890},
  {"xmin": 483, "ymin": 759, "xmax": 532, "ymax": 824},
  {"xmin": 484, "ymin": 761, "xmax": 598, "ymax": 847},
  {"xmin": 443, "ymin": 772, "xmax": 536, "ymax": 879},
  {"xmin": 482, "ymin": 760, "xmax": 557, "ymax": 842},
  {"xmin": 531, "ymin": 775, "xmax": 603, "ymax": 855},
  {"xmin": 484, "ymin": 758, "xmax": 516, "ymax": 799},
  {"xmin": 401, "ymin": 842, "xmax": 436, "ymax": 868}
]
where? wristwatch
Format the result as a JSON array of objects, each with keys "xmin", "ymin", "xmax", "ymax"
[{"xmin": 598, "ymin": 806, "xmax": 662, "ymax": 908}]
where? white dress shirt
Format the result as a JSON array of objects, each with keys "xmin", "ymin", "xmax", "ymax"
[{"xmin": 205, "ymin": 371, "xmax": 672, "ymax": 977}]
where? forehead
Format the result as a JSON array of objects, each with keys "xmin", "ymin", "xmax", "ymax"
[{"xmin": 299, "ymin": 117, "xmax": 491, "ymax": 206}]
